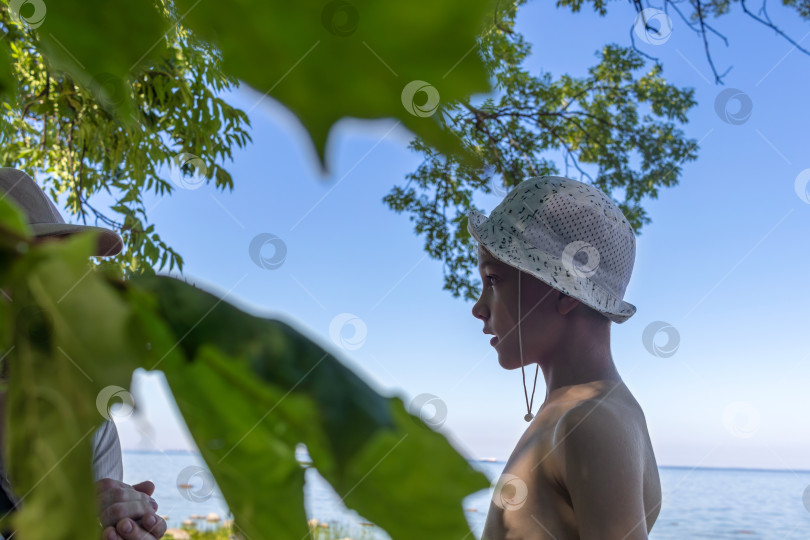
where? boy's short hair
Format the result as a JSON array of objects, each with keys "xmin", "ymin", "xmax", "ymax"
[{"xmin": 584, "ymin": 303, "xmax": 612, "ymax": 324}]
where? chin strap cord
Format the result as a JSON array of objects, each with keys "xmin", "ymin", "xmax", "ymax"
[{"xmin": 519, "ymin": 270, "xmax": 540, "ymax": 422}]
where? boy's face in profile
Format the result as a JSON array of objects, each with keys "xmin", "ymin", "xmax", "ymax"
[{"xmin": 472, "ymin": 244, "xmax": 565, "ymax": 370}]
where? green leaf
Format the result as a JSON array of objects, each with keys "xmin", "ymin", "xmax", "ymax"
[
  {"xmin": 335, "ymin": 396, "xmax": 490, "ymax": 539},
  {"xmin": 0, "ymin": 190, "xmax": 32, "ymax": 240},
  {"xmin": 174, "ymin": 0, "xmax": 495, "ymax": 170},
  {"xmin": 4, "ymin": 231, "xmax": 142, "ymax": 539},
  {"xmin": 130, "ymin": 274, "xmax": 490, "ymax": 539},
  {"xmin": 0, "ymin": 41, "xmax": 16, "ymax": 104},
  {"xmin": 33, "ymin": 0, "xmax": 167, "ymax": 118},
  {"xmin": 159, "ymin": 345, "xmax": 316, "ymax": 540}
]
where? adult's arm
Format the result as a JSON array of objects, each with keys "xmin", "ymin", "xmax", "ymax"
[
  {"xmin": 92, "ymin": 421, "xmax": 124, "ymax": 482},
  {"xmin": 92, "ymin": 421, "xmax": 166, "ymax": 540}
]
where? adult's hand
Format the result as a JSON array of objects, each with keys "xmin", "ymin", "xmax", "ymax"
[{"xmin": 97, "ymin": 479, "xmax": 167, "ymax": 540}]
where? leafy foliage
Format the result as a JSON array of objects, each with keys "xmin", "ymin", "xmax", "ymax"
[
  {"xmin": 1, "ymin": 1, "xmax": 807, "ymax": 539},
  {"xmin": 173, "ymin": 0, "xmax": 496, "ymax": 169},
  {"xmin": 385, "ymin": 0, "xmax": 700, "ymax": 301},
  {"xmin": 557, "ymin": 0, "xmax": 810, "ymax": 83},
  {"xmin": 0, "ymin": 197, "xmax": 490, "ymax": 539},
  {"xmin": 0, "ymin": 221, "xmax": 143, "ymax": 539},
  {"xmin": 134, "ymin": 273, "xmax": 489, "ymax": 539},
  {"xmin": 783, "ymin": 0, "xmax": 810, "ymax": 19},
  {"xmin": 0, "ymin": 0, "xmax": 253, "ymax": 277},
  {"xmin": 0, "ymin": 0, "xmax": 505, "ymax": 538},
  {"xmin": 0, "ymin": 0, "xmax": 500, "ymax": 278}
]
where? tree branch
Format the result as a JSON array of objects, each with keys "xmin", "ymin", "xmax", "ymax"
[{"xmin": 740, "ymin": 0, "xmax": 810, "ymax": 55}]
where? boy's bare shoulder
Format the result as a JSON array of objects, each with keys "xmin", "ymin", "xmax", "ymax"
[
  {"xmin": 548, "ymin": 381, "xmax": 661, "ymax": 536},
  {"xmin": 485, "ymin": 381, "xmax": 660, "ymax": 539},
  {"xmin": 526, "ymin": 381, "xmax": 649, "ymax": 481},
  {"xmin": 483, "ymin": 383, "xmax": 637, "ymax": 540}
]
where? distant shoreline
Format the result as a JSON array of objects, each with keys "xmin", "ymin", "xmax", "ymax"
[{"xmin": 121, "ymin": 450, "xmax": 810, "ymax": 474}]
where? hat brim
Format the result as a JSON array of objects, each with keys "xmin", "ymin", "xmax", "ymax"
[
  {"xmin": 467, "ymin": 209, "xmax": 636, "ymax": 324},
  {"xmin": 31, "ymin": 223, "xmax": 124, "ymax": 257}
]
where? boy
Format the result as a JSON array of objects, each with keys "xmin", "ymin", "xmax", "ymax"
[
  {"xmin": 469, "ymin": 176, "xmax": 661, "ymax": 539},
  {"xmin": 0, "ymin": 167, "xmax": 166, "ymax": 540}
]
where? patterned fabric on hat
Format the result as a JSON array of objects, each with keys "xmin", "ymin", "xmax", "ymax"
[{"xmin": 468, "ymin": 175, "xmax": 637, "ymax": 323}]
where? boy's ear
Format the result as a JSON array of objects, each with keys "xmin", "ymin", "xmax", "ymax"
[{"xmin": 557, "ymin": 291, "xmax": 581, "ymax": 317}]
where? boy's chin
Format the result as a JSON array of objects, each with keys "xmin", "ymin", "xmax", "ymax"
[
  {"xmin": 497, "ymin": 353, "xmax": 524, "ymax": 370},
  {"xmin": 496, "ymin": 349, "xmax": 537, "ymax": 370}
]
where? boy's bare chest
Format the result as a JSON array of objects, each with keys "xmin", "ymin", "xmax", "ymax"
[
  {"xmin": 482, "ymin": 406, "xmax": 579, "ymax": 540},
  {"xmin": 482, "ymin": 388, "xmax": 661, "ymax": 539}
]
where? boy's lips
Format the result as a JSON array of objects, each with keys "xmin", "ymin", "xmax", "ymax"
[{"xmin": 483, "ymin": 328, "xmax": 498, "ymax": 346}]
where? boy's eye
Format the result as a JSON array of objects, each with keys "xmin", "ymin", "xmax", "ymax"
[{"xmin": 486, "ymin": 275, "xmax": 498, "ymax": 286}]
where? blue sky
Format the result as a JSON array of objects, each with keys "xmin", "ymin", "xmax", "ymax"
[{"xmin": 109, "ymin": 2, "xmax": 810, "ymax": 471}]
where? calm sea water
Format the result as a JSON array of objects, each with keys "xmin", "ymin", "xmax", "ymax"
[{"xmin": 122, "ymin": 450, "xmax": 810, "ymax": 539}]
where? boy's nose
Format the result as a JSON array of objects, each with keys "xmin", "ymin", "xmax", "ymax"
[{"xmin": 471, "ymin": 299, "xmax": 487, "ymax": 322}]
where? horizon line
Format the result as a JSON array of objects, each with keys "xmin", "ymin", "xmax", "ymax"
[{"xmin": 120, "ymin": 449, "xmax": 810, "ymax": 474}]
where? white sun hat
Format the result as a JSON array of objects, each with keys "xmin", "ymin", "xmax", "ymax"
[
  {"xmin": 468, "ymin": 175, "xmax": 637, "ymax": 323},
  {"xmin": 0, "ymin": 167, "xmax": 123, "ymax": 257}
]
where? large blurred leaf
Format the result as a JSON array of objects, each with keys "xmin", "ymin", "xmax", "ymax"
[
  {"xmin": 4, "ymin": 0, "xmax": 494, "ymax": 170},
  {"xmin": 0, "ymin": 196, "xmax": 31, "ymax": 364},
  {"xmin": 0, "ymin": 200, "xmax": 490, "ymax": 539},
  {"xmin": 125, "ymin": 283, "xmax": 319, "ymax": 539},
  {"xmin": 3, "ymin": 232, "xmax": 143, "ymax": 539},
  {"xmin": 132, "ymin": 274, "xmax": 490, "ymax": 539},
  {"xmin": 157, "ymin": 0, "xmax": 494, "ymax": 169},
  {"xmin": 0, "ymin": 43, "xmax": 14, "ymax": 103},
  {"xmin": 0, "ymin": 192, "xmax": 31, "ymax": 241},
  {"xmin": 335, "ymin": 396, "xmax": 489, "ymax": 538},
  {"xmin": 10, "ymin": 0, "xmax": 168, "ymax": 118},
  {"xmin": 161, "ymin": 345, "xmax": 316, "ymax": 539}
]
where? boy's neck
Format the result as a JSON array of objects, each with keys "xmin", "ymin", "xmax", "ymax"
[
  {"xmin": 541, "ymin": 362, "xmax": 623, "ymax": 406},
  {"xmin": 539, "ymin": 321, "xmax": 621, "ymax": 406}
]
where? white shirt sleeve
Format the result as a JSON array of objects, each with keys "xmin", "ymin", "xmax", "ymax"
[{"xmin": 91, "ymin": 420, "xmax": 123, "ymax": 482}]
